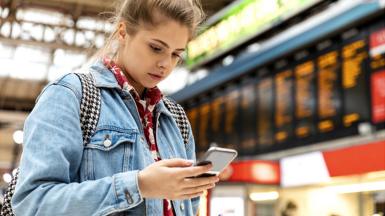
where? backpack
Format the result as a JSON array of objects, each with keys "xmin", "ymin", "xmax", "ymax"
[{"xmin": 0, "ymin": 73, "xmax": 189, "ymax": 216}]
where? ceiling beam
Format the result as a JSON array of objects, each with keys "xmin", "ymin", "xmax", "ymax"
[
  {"xmin": 21, "ymin": 0, "xmax": 114, "ymax": 12},
  {"xmin": 0, "ymin": 110, "xmax": 28, "ymax": 124}
]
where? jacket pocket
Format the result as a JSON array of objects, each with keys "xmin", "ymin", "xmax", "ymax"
[{"xmin": 81, "ymin": 127, "xmax": 138, "ymax": 180}]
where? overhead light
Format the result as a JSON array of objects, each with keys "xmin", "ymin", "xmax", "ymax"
[
  {"xmin": 247, "ymin": 43, "xmax": 261, "ymax": 53},
  {"xmin": 249, "ymin": 191, "xmax": 279, "ymax": 202},
  {"xmin": 222, "ymin": 55, "xmax": 234, "ymax": 66},
  {"xmin": 3, "ymin": 173, "xmax": 12, "ymax": 183},
  {"xmin": 13, "ymin": 130, "xmax": 23, "ymax": 144},
  {"xmin": 326, "ymin": 181, "xmax": 385, "ymax": 194}
]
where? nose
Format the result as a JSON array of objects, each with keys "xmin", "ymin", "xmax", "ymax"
[{"xmin": 157, "ymin": 56, "xmax": 172, "ymax": 71}]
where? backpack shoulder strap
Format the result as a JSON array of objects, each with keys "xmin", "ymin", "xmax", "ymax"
[
  {"xmin": 0, "ymin": 73, "xmax": 101, "ymax": 216},
  {"xmin": 75, "ymin": 73, "xmax": 101, "ymax": 145},
  {"xmin": 162, "ymin": 96, "xmax": 190, "ymax": 146}
]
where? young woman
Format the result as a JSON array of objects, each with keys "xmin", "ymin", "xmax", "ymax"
[{"xmin": 11, "ymin": 0, "xmax": 218, "ymax": 215}]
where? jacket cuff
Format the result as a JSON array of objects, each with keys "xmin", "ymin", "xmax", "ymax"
[
  {"xmin": 191, "ymin": 196, "xmax": 200, "ymax": 215},
  {"xmin": 113, "ymin": 170, "xmax": 144, "ymax": 209}
]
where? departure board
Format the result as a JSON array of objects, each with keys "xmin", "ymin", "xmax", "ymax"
[
  {"xmin": 317, "ymin": 48, "xmax": 341, "ymax": 133},
  {"xmin": 295, "ymin": 59, "xmax": 316, "ymax": 138},
  {"xmin": 275, "ymin": 70, "xmax": 294, "ymax": 143},
  {"xmin": 257, "ymin": 77, "xmax": 274, "ymax": 148},
  {"xmin": 342, "ymin": 36, "xmax": 370, "ymax": 127},
  {"xmin": 224, "ymin": 88, "xmax": 240, "ymax": 150},
  {"xmin": 210, "ymin": 93, "xmax": 225, "ymax": 146},
  {"xmin": 240, "ymin": 81, "xmax": 257, "ymax": 153},
  {"xmin": 187, "ymin": 105, "xmax": 199, "ymax": 142},
  {"xmin": 198, "ymin": 101, "xmax": 210, "ymax": 151}
]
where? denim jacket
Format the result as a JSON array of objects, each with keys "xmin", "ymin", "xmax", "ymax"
[{"xmin": 12, "ymin": 61, "xmax": 199, "ymax": 216}]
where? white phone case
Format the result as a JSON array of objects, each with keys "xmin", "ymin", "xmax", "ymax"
[{"xmin": 196, "ymin": 147, "xmax": 238, "ymax": 176}]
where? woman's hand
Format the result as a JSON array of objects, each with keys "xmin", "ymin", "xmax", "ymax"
[{"xmin": 138, "ymin": 158, "xmax": 219, "ymax": 200}]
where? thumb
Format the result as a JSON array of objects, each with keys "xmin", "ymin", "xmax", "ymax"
[{"xmin": 158, "ymin": 158, "xmax": 194, "ymax": 168}]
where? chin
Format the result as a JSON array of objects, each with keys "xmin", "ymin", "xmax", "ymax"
[{"xmin": 144, "ymin": 82, "xmax": 159, "ymax": 89}]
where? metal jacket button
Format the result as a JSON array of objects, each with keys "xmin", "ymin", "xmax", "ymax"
[{"xmin": 103, "ymin": 136, "xmax": 112, "ymax": 147}]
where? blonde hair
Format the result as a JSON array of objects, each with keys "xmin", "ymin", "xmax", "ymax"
[{"xmin": 96, "ymin": 0, "xmax": 205, "ymax": 59}]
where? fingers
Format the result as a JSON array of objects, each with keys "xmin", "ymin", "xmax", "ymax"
[
  {"xmin": 182, "ymin": 176, "xmax": 219, "ymax": 188},
  {"xmin": 178, "ymin": 163, "xmax": 213, "ymax": 178},
  {"xmin": 176, "ymin": 182, "xmax": 216, "ymax": 200},
  {"xmin": 182, "ymin": 183, "xmax": 216, "ymax": 195},
  {"xmin": 168, "ymin": 176, "xmax": 218, "ymax": 200},
  {"xmin": 157, "ymin": 158, "xmax": 194, "ymax": 168}
]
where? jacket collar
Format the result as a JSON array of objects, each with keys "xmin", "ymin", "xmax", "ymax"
[
  {"xmin": 89, "ymin": 60, "xmax": 173, "ymax": 117},
  {"xmin": 156, "ymin": 100, "xmax": 173, "ymax": 117},
  {"xmin": 89, "ymin": 60, "xmax": 121, "ymax": 89}
]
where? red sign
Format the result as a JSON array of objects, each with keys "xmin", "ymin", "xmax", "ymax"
[
  {"xmin": 370, "ymin": 28, "xmax": 385, "ymax": 56},
  {"xmin": 371, "ymin": 71, "xmax": 385, "ymax": 123},
  {"xmin": 221, "ymin": 160, "xmax": 280, "ymax": 184},
  {"xmin": 323, "ymin": 140, "xmax": 385, "ymax": 177}
]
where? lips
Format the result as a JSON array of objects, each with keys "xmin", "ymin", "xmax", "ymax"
[{"xmin": 148, "ymin": 73, "xmax": 163, "ymax": 81}]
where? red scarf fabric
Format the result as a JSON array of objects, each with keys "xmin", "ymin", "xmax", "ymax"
[{"xmin": 103, "ymin": 58, "xmax": 174, "ymax": 216}]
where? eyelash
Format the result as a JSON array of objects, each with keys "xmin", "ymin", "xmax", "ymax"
[{"xmin": 150, "ymin": 44, "xmax": 181, "ymax": 59}]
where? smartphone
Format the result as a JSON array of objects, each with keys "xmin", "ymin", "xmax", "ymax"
[{"xmin": 194, "ymin": 147, "xmax": 238, "ymax": 177}]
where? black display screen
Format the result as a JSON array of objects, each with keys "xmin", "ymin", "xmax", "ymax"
[
  {"xmin": 198, "ymin": 100, "xmax": 210, "ymax": 151},
  {"xmin": 240, "ymin": 80, "xmax": 257, "ymax": 153},
  {"xmin": 257, "ymin": 77, "xmax": 274, "ymax": 149},
  {"xmin": 294, "ymin": 58, "xmax": 317, "ymax": 138},
  {"xmin": 316, "ymin": 44, "xmax": 342, "ymax": 133},
  {"xmin": 210, "ymin": 92, "xmax": 225, "ymax": 146},
  {"xmin": 186, "ymin": 103, "xmax": 199, "ymax": 143},
  {"xmin": 224, "ymin": 87, "xmax": 241, "ymax": 150},
  {"xmin": 341, "ymin": 33, "xmax": 370, "ymax": 127},
  {"xmin": 275, "ymin": 69, "xmax": 294, "ymax": 144}
]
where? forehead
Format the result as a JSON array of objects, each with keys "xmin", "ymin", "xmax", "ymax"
[{"xmin": 137, "ymin": 19, "xmax": 190, "ymax": 49}]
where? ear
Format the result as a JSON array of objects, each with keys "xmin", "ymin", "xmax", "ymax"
[{"xmin": 118, "ymin": 22, "xmax": 128, "ymax": 44}]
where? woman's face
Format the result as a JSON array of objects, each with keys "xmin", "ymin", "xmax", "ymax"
[{"xmin": 116, "ymin": 16, "xmax": 189, "ymax": 94}]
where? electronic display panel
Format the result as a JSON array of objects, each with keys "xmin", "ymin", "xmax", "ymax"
[
  {"xmin": 257, "ymin": 77, "xmax": 274, "ymax": 149},
  {"xmin": 275, "ymin": 69, "xmax": 294, "ymax": 143},
  {"xmin": 210, "ymin": 92, "xmax": 226, "ymax": 146},
  {"xmin": 294, "ymin": 53, "xmax": 317, "ymax": 139},
  {"xmin": 186, "ymin": 102, "xmax": 200, "ymax": 144},
  {"xmin": 224, "ymin": 86, "xmax": 241, "ymax": 150},
  {"xmin": 240, "ymin": 80, "xmax": 257, "ymax": 154},
  {"xmin": 341, "ymin": 31, "xmax": 370, "ymax": 127},
  {"xmin": 316, "ymin": 42, "xmax": 342, "ymax": 133},
  {"xmin": 198, "ymin": 99, "xmax": 211, "ymax": 152}
]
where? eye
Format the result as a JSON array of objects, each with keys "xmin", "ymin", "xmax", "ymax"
[
  {"xmin": 172, "ymin": 53, "xmax": 182, "ymax": 59},
  {"xmin": 150, "ymin": 44, "xmax": 162, "ymax": 53}
]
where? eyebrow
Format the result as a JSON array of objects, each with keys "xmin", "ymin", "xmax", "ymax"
[{"xmin": 152, "ymin": 38, "xmax": 185, "ymax": 51}]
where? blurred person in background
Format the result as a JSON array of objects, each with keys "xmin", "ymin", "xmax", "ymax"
[
  {"xmin": 11, "ymin": 0, "xmax": 219, "ymax": 215},
  {"xmin": 280, "ymin": 201, "xmax": 298, "ymax": 216}
]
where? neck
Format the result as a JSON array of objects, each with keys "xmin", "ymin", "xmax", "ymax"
[
  {"xmin": 114, "ymin": 58, "xmax": 145, "ymax": 96},
  {"xmin": 124, "ymin": 72, "xmax": 145, "ymax": 96}
]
